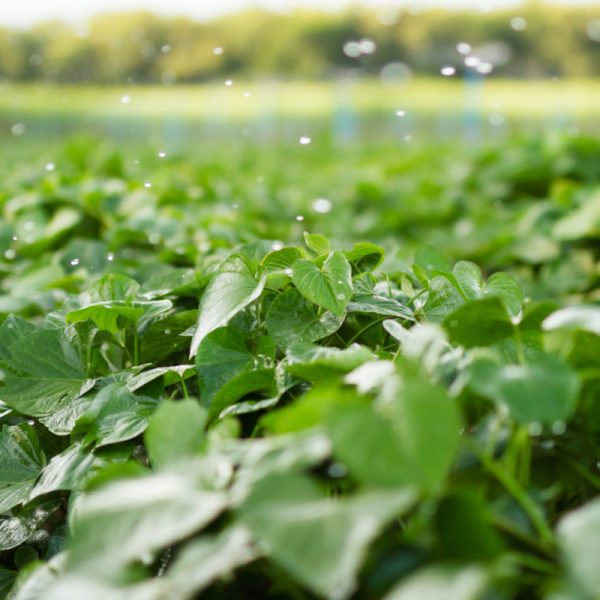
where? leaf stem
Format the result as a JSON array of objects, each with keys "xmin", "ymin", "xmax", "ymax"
[
  {"xmin": 470, "ymin": 441, "xmax": 554, "ymax": 550},
  {"xmin": 133, "ymin": 327, "xmax": 139, "ymax": 366}
]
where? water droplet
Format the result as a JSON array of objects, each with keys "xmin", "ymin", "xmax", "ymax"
[
  {"xmin": 161, "ymin": 44, "xmax": 172, "ymax": 54},
  {"xmin": 121, "ymin": 95, "xmax": 131, "ymax": 104},
  {"xmin": 284, "ymin": 268, "xmax": 293, "ymax": 276},
  {"xmin": 106, "ymin": 252, "xmax": 114, "ymax": 262},
  {"xmin": 312, "ymin": 198, "xmax": 332, "ymax": 214},
  {"xmin": 4, "ymin": 249, "xmax": 16, "ymax": 260},
  {"xmin": 328, "ymin": 463, "xmax": 348, "ymax": 478},
  {"xmin": 144, "ymin": 182, "xmax": 152, "ymax": 189},
  {"xmin": 158, "ymin": 151, "xmax": 166, "ymax": 158},
  {"xmin": 11, "ymin": 123, "xmax": 25, "ymax": 136},
  {"xmin": 213, "ymin": 47, "xmax": 224, "ymax": 55},
  {"xmin": 464, "ymin": 56, "xmax": 481, "ymax": 68},
  {"xmin": 299, "ymin": 136, "xmax": 312, "ymax": 145},
  {"xmin": 395, "ymin": 110, "xmax": 406, "ymax": 117},
  {"xmin": 11, "ymin": 235, "xmax": 18, "ymax": 241},
  {"xmin": 343, "ymin": 41, "xmax": 361, "ymax": 58},
  {"xmin": 510, "ymin": 16, "xmax": 527, "ymax": 31},
  {"xmin": 224, "ymin": 79, "xmax": 233, "ymax": 87},
  {"xmin": 27, "ymin": 420, "xmax": 34, "ymax": 426},
  {"xmin": 70, "ymin": 258, "xmax": 80, "ymax": 266},
  {"xmin": 271, "ymin": 241, "xmax": 284, "ymax": 251},
  {"xmin": 336, "ymin": 293, "xmax": 345, "ymax": 300},
  {"xmin": 295, "ymin": 215, "xmax": 304, "ymax": 222},
  {"xmin": 528, "ymin": 422, "xmax": 543, "ymax": 436},
  {"xmin": 358, "ymin": 38, "xmax": 377, "ymax": 55},
  {"xmin": 457, "ymin": 42, "xmax": 472, "ymax": 55},
  {"xmin": 476, "ymin": 62, "xmax": 493, "ymax": 75},
  {"xmin": 441, "ymin": 66, "xmax": 456, "ymax": 76},
  {"xmin": 164, "ymin": 329, "xmax": 171, "ymax": 335},
  {"xmin": 551, "ymin": 421, "xmax": 566, "ymax": 435},
  {"xmin": 45, "ymin": 162, "xmax": 55, "ymax": 172}
]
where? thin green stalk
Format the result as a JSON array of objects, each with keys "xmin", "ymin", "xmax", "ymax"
[
  {"xmin": 133, "ymin": 327, "xmax": 139, "ymax": 366},
  {"xmin": 513, "ymin": 325, "xmax": 526, "ymax": 365},
  {"xmin": 471, "ymin": 441, "xmax": 554, "ymax": 550},
  {"xmin": 346, "ymin": 317, "xmax": 386, "ymax": 346},
  {"xmin": 180, "ymin": 376, "xmax": 190, "ymax": 400}
]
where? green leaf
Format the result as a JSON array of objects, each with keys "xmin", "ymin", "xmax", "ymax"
[
  {"xmin": 195, "ymin": 326, "xmax": 257, "ymax": 404},
  {"xmin": 423, "ymin": 276, "xmax": 464, "ymax": 322},
  {"xmin": 330, "ymin": 379, "xmax": 461, "ymax": 493},
  {"xmin": 151, "ymin": 526, "xmax": 257, "ymax": 598},
  {"xmin": 67, "ymin": 302, "xmax": 144, "ymax": 336},
  {"xmin": 348, "ymin": 294, "xmax": 415, "ymax": 321},
  {"xmin": 239, "ymin": 473, "xmax": 416, "ymax": 599},
  {"xmin": 209, "ymin": 369, "xmax": 275, "ymax": 421},
  {"xmin": 0, "ymin": 566, "xmax": 16, "ymax": 597},
  {"xmin": 557, "ymin": 496, "xmax": 600, "ymax": 599},
  {"xmin": 449, "ymin": 262, "xmax": 523, "ymax": 319},
  {"xmin": 285, "ymin": 343, "xmax": 375, "ymax": 380},
  {"xmin": 0, "ymin": 328, "xmax": 95, "ymax": 419},
  {"xmin": 383, "ymin": 565, "xmax": 488, "ymax": 600},
  {"xmin": 84, "ymin": 383, "xmax": 159, "ymax": 447},
  {"xmin": 265, "ymin": 288, "xmax": 344, "ymax": 350},
  {"xmin": 485, "ymin": 272, "xmax": 524, "ymax": 319},
  {"xmin": 303, "ymin": 232, "xmax": 331, "ymax": 256},
  {"xmin": 443, "ymin": 296, "xmax": 515, "ymax": 348},
  {"xmin": 260, "ymin": 382, "xmax": 358, "ymax": 434},
  {"xmin": 292, "ymin": 251, "xmax": 352, "ymax": 316},
  {"xmin": 0, "ymin": 315, "xmax": 36, "ymax": 362},
  {"xmin": 144, "ymin": 399, "xmax": 207, "ymax": 468},
  {"xmin": 190, "ymin": 255, "xmax": 266, "ymax": 357},
  {"xmin": 543, "ymin": 305, "xmax": 600, "ymax": 336},
  {"xmin": 261, "ymin": 247, "xmax": 302, "ymax": 273},
  {"xmin": 452, "ymin": 261, "xmax": 484, "ymax": 299},
  {"xmin": 0, "ymin": 497, "xmax": 62, "ymax": 551},
  {"xmin": 553, "ymin": 190, "xmax": 600, "ymax": 241},
  {"xmin": 469, "ymin": 353, "xmax": 580, "ymax": 425},
  {"xmin": 326, "ymin": 404, "xmax": 409, "ymax": 487},
  {"xmin": 90, "ymin": 273, "xmax": 140, "ymax": 302},
  {"xmin": 67, "ymin": 300, "xmax": 172, "ymax": 338},
  {"xmin": 125, "ymin": 365, "xmax": 195, "ymax": 392},
  {"xmin": 344, "ymin": 242, "xmax": 385, "ymax": 273},
  {"xmin": 66, "ymin": 461, "xmax": 229, "ymax": 576},
  {"xmin": 413, "ymin": 246, "xmax": 452, "ymax": 281},
  {"xmin": 434, "ymin": 491, "xmax": 504, "ymax": 560},
  {"xmin": 0, "ymin": 424, "xmax": 45, "ymax": 513},
  {"xmin": 390, "ymin": 378, "xmax": 462, "ymax": 493},
  {"xmin": 31, "ymin": 442, "xmax": 97, "ymax": 498}
]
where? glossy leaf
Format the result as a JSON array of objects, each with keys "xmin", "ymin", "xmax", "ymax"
[{"xmin": 292, "ymin": 251, "xmax": 352, "ymax": 316}]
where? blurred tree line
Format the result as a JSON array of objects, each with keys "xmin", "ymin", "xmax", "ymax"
[{"xmin": 1, "ymin": 3, "xmax": 599, "ymax": 84}]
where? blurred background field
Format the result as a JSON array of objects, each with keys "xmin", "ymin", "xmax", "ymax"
[{"xmin": 0, "ymin": 0, "xmax": 599, "ymax": 157}]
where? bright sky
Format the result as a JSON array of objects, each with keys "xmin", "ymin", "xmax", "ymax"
[{"xmin": 0, "ymin": 0, "xmax": 595, "ymax": 29}]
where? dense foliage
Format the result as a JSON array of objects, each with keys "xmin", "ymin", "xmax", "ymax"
[
  {"xmin": 2, "ymin": 4, "xmax": 600, "ymax": 83},
  {"xmin": 1, "ymin": 135, "xmax": 600, "ymax": 598}
]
